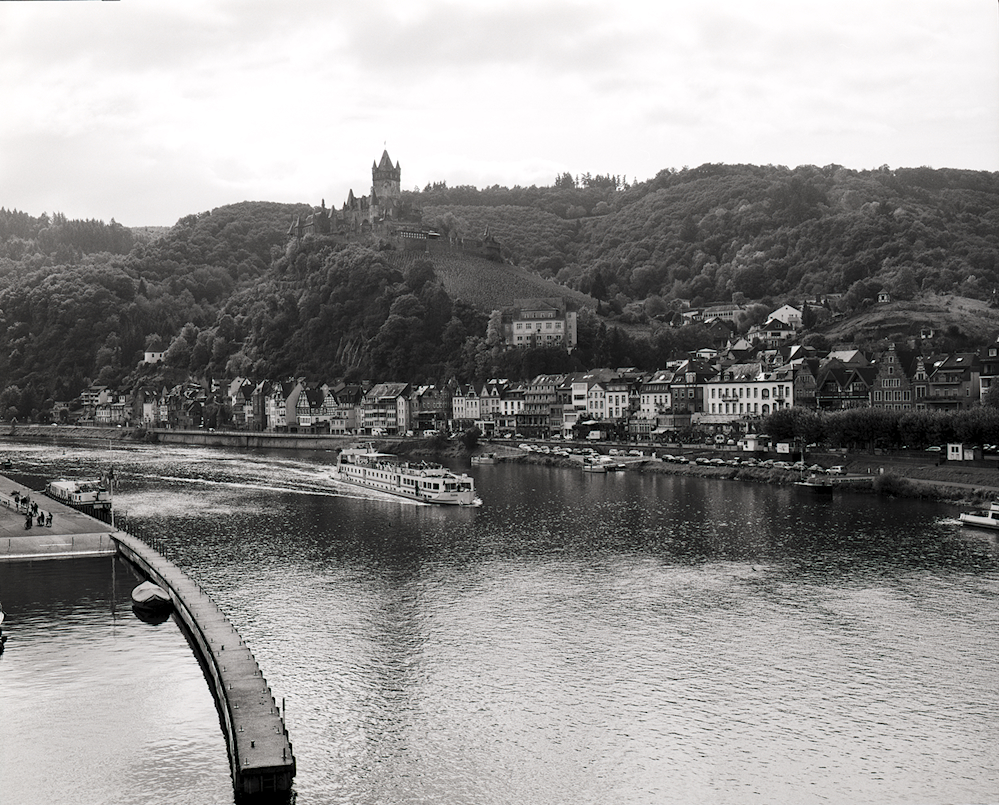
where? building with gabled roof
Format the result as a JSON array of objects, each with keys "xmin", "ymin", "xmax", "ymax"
[
  {"xmin": 295, "ymin": 383, "xmax": 336, "ymax": 432},
  {"xmin": 871, "ymin": 343, "xmax": 920, "ymax": 411},
  {"xmin": 748, "ymin": 318, "xmax": 796, "ymax": 349},
  {"xmin": 814, "ymin": 359, "xmax": 878, "ymax": 409},
  {"xmin": 768, "ymin": 304, "xmax": 803, "ymax": 329},
  {"xmin": 923, "ymin": 352, "xmax": 980, "ymax": 411},
  {"xmin": 362, "ymin": 382, "xmax": 411, "ymax": 434}
]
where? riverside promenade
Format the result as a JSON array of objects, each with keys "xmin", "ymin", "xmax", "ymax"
[{"xmin": 0, "ymin": 476, "xmax": 117, "ymax": 560}]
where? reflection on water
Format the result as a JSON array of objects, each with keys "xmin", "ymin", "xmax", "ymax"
[
  {"xmin": 0, "ymin": 441, "xmax": 997, "ymax": 804},
  {"xmin": 0, "ymin": 556, "xmax": 232, "ymax": 805}
]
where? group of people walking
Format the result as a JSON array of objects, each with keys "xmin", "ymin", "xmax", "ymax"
[{"xmin": 11, "ymin": 491, "xmax": 52, "ymax": 528}]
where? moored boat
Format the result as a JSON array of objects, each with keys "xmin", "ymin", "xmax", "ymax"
[
  {"xmin": 958, "ymin": 501, "xmax": 999, "ymax": 530},
  {"xmin": 131, "ymin": 580, "xmax": 173, "ymax": 615},
  {"xmin": 335, "ymin": 446, "xmax": 481, "ymax": 506},
  {"xmin": 581, "ymin": 458, "xmax": 607, "ymax": 473},
  {"xmin": 471, "ymin": 453, "xmax": 498, "ymax": 465},
  {"xmin": 44, "ymin": 478, "xmax": 112, "ymax": 523},
  {"xmin": 794, "ymin": 474, "xmax": 834, "ymax": 494}
]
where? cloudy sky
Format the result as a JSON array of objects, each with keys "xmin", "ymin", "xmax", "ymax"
[{"xmin": 1, "ymin": 0, "xmax": 996, "ymax": 227}]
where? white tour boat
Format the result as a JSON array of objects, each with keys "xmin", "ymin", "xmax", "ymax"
[
  {"xmin": 958, "ymin": 501, "xmax": 999, "ymax": 530},
  {"xmin": 335, "ymin": 446, "xmax": 481, "ymax": 506}
]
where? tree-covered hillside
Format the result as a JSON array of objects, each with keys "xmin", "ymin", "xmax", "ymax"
[
  {"xmin": 411, "ymin": 164, "xmax": 999, "ymax": 322},
  {"xmin": 2, "ymin": 162, "xmax": 998, "ymax": 421},
  {"xmin": 0, "ymin": 201, "xmax": 311, "ymax": 416}
]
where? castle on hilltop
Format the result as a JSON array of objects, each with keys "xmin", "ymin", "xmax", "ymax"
[
  {"xmin": 288, "ymin": 150, "xmax": 502, "ymax": 261},
  {"xmin": 289, "ymin": 149, "xmax": 416, "ymax": 240}
]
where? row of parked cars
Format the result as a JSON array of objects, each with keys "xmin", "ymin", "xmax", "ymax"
[
  {"xmin": 519, "ymin": 443, "xmax": 587, "ymax": 457},
  {"xmin": 658, "ymin": 454, "xmax": 847, "ymax": 474}
]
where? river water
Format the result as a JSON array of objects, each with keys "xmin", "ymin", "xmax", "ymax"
[{"xmin": 0, "ymin": 440, "xmax": 996, "ymax": 805}]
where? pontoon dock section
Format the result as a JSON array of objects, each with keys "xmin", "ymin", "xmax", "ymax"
[
  {"xmin": 0, "ymin": 474, "xmax": 296, "ymax": 799},
  {"xmin": 114, "ymin": 532, "xmax": 296, "ymax": 798}
]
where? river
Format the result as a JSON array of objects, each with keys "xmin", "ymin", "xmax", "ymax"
[{"xmin": 0, "ymin": 440, "xmax": 996, "ymax": 805}]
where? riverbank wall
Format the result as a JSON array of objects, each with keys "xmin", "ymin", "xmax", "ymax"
[{"xmin": 1, "ymin": 425, "xmax": 361, "ymax": 451}]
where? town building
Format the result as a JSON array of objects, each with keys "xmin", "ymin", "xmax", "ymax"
[{"xmin": 499, "ymin": 298, "xmax": 578, "ymax": 350}]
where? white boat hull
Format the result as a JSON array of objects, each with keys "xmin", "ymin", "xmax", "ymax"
[
  {"xmin": 131, "ymin": 581, "xmax": 172, "ymax": 613},
  {"xmin": 959, "ymin": 512, "xmax": 999, "ymax": 529}
]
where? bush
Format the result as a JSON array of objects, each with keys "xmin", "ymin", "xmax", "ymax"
[{"xmin": 872, "ymin": 472, "xmax": 921, "ymax": 497}]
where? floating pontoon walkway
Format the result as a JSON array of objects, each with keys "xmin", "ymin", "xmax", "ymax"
[{"xmin": 114, "ymin": 532, "xmax": 296, "ymax": 798}]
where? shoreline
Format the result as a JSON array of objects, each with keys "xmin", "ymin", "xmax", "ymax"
[{"xmin": 3, "ymin": 425, "xmax": 997, "ymax": 506}]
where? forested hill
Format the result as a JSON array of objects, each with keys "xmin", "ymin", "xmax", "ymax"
[
  {"xmin": 414, "ymin": 164, "xmax": 999, "ymax": 321},
  {"xmin": 0, "ymin": 201, "xmax": 610, "ymax": 418},
  {"xmin": 1, "ymin": 163, "xmax": 998, "ymax": 421},
  {"xmin": 0, "ymin": 201, "xmax": 313, "ymax": 410}
]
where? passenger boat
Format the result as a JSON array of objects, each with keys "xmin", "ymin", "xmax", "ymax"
[
  {"xmin": 794, "ymin": 474, "xmax": 834, "ymax": 494},
  {"xmin": 44, "ymin": 478, "xmax": 113, "ymax": 523},
  {"xmin": 131, "ymin": 580, "xmax": 173, "ymax": 615},
  {"xmin": 471, "ymin": 453, "xmax": 498, "ymax": 465},
  {"xmin": 335, "ymin": 446, "xmax": 481, "ymax": 506},
  {"xmin": 958, "ymin": 501, "xmax": 999, "ymax": 530}
]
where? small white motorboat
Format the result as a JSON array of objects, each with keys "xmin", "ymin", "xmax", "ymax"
[
  {"xmin": 131, "ymin": 580, "xmax": 172, "ymax": 615},
  {"xmin": 959, "ymin": 501, "xmax": 999, "ymax": 530}
]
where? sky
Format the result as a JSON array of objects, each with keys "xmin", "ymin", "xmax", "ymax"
[{"xmin": 1, "ymin": 0, "xmax": 996, "ymax": 227}]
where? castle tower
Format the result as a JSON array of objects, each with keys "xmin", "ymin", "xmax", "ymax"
[{"xmin": 371, "ymin": 149, "xmax": 401, "ymax": 212}]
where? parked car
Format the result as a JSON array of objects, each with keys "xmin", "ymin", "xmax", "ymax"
[{"xmin": 827, "ymin": 465, "xmax": 846, "ymax": 475}]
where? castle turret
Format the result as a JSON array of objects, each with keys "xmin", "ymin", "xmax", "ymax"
[{"xmin": 371, "ymin": 149, "xmax": 401, "ymax": 210}]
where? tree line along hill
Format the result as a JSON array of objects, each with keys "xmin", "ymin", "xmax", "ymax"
[{"xmin": 0, "ymin": 162, "xmax": 997, "ymax": 421}]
